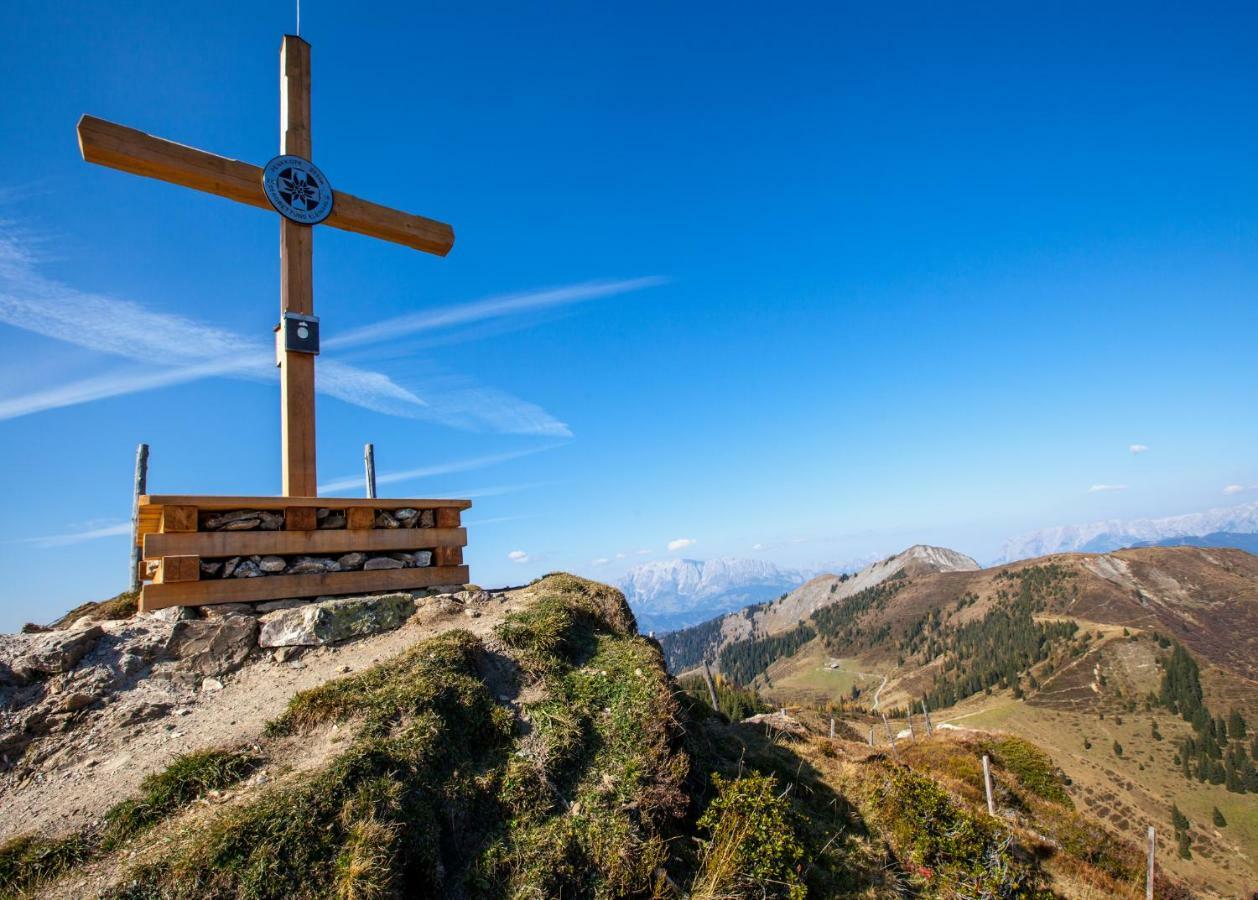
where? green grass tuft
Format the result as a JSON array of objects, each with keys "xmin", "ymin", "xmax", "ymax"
[
  {"xmin": 0, "ymin": 833, "xmax": 93, "ymax": 898},
  {"xmin": 102, "ymin": 749, "xmax": 259, "ymax": 847}
]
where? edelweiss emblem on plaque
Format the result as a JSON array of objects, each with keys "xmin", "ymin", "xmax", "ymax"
[{"xmin": 262, "ymin": 155, "xmax": 334, "ymax": 224}]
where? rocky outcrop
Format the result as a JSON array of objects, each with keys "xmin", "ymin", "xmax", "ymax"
[
  {"xmin": 166, "ymin": 616, "xmax": 259, "ymax": 676},
  {"xmin": 258, "ymin": 593, "xmax": 414, "ymax": 648}
]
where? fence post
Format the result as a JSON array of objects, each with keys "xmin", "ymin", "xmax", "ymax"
[
  {"xmin": 1146, "ymin": 825, "xmax": 1155, "ymax": 900},
  {"xmin": 701, "ymin": 659, "xmax": 720, "ymax": 711},
  {"xmin": 129, "ymin": 443, "xmax": 149, "ymax": 593},
  {"xmin": 907, "ymin": 712, "xmax": 916, "ymax": 741},
  {"xmin": 364, "ymin": 443, "xmax": 377, "ymax": 499},
  {"xmin": 921, "ymin": 698, "xmax": 933, "ymax": 736},
  {"xmin": 829, "ymin": 716, "xmax": 835, "ymax": 739},
  {"xmin": 982, "ymin": 754, "xmax": 995, "ymax": 815},
  {"xmin": 867, "ymin": 725, "xmax": 875, "ymax": 746}
]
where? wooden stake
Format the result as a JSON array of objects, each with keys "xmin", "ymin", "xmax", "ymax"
[
  {"xmin": 921, "ymin": 698, "xmax": 933, "ymax": 736},
  {"xmin": 907, "ymin": 712, "xmax": 916, "ymax": 741},
  {"xmin": 129, "ymin": 443, "xmax": 149, "ymax": 592},
  {"xmin": 1146, "ymin": 825, "xmax": 1155, "ymax": 900},
  {"xmin": 982, "ymin": 754, "xmax": 995, "ymax": 815},
  {"xmin": 701, "ymin": 659, "xmax": 720, "ymax": 711},
  {"xmin": 364, "ymin": 443, "xmax": 377, "ymax": 499},
  {"xmin": 867, "ymin": 725, "xmax": 875, "ymax": 746},
  {"xmin": 829, "ymin": 716, "xmax": 835, "ymax": 739},
  {"xmin": 279, "ymin": 34, "xmax": 317, "ymax": 498},
  {"xmin": 881, "ymin": 713, "xmax": 899, "ymax": 760}
]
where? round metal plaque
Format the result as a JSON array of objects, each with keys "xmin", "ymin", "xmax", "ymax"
[{"xmin": 262, "ymin": 155, "xmax": 334, "ymax": 225}]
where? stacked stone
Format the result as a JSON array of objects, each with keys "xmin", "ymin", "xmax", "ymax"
[
  {"xmin": 199, "ymin": 508, "xmax": 439, "ymax": 532},
  {"xmin": 200, "ymin": 550, "xmax": 434, "ymax": 579}
]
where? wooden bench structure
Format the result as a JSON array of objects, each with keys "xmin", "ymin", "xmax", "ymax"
[{"xmin": 136, "ymin": 495, "xmax": 470, "ymax": 611}]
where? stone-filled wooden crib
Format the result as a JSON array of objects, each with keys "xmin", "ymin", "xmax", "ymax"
[{"xmin": 134, "ymin": 495, "xmax": 470, "ymax": 611}]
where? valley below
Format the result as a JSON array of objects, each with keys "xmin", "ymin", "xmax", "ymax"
[{"xmin": 660, "ymin": 543, "xmax": 1258, "ymax": 897}]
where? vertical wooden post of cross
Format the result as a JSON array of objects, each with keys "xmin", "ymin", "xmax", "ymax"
[
  {"xmin": 279, "ymin": 35, "xmax": 317, "ymax": 497},
  {"xmin": 1146, "ymin": 825, "xmax": 1155, "ymax": 900}
]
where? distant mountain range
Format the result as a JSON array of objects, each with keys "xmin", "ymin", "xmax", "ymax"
[
  {"xmin": 997, "ymin": 500, "xmax": 1258, "ymax": 563},
  {"xmin": 619, "ymin": 558, "xmax": 808, "ymax": 633}
]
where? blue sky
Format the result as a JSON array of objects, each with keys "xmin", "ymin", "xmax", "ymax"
[{"xmin": 1, "ymin": 1, "xmax": 1256, "ymax": 630}]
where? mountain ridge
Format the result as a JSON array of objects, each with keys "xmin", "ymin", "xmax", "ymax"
[{"xmin": 998, "ymin": 499, "xmax": 1258, "ymax": 563}]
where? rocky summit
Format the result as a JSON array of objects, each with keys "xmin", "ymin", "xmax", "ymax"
[{"xmin": 0, "ymin": 571, "xmax": 1208, "ymax": 898}]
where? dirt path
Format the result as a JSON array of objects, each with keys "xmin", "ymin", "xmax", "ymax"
[{"xmin": 0, "ymin": 592, "xmax": 519, "ymax": 843}]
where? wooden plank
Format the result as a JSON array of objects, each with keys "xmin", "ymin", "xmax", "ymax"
[
  {"xmin": 346, "ymin": 507, "xmax": 376, "ymax": 530},
  {"xmin": 159, "ymin": 555, "xmax": 200, "ymax": 584},
  {"xmin": 140, "ymin": 565, "xmax": 470, "ymax": 610},
  {"xmin": 435, "ymin": 507, "xmax": 461, "ymax": 529},
  {"xmin": 281, "ymin": 344, "xmax": 317, "ymax": 497},
  {"xmin": 284, "ymin": 506, "xmax": 318, "ymax": 531},
  {"xmin": 77, "ymin": 116, "xmax": 454, "ymax": 256},
  {"xmin": 144, "ymin": 526, "xmax": 467, "ymax": 559},
  {"xmin": 161, "ymin": 505, "xmax": 197, "ymax": 533},
  {"xmin": 433, "ymin": 545, "xmax": 463, "ymax": 567},
  {"xmin": 140, "ymin": 495, "xmax": 471, "ymax": 510}
]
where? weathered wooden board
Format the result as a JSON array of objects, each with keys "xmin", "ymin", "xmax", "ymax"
[
  {"xmin": 144, "ymin": 526, "xmax": 466, "ymax": 559},
  {"xmin": 140, "ymin": 496, "xmax": 471, "ymax": 510},
  {"xmin": 139, "ymin": 565, "xmax": 470, "ymax": 610},
  {"xmin": 77, "ymin": 116, "xmax": 455, "ymax": 256}
]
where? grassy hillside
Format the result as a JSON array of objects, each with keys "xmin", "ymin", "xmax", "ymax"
[
  {"xmin": 0, "ymin": 574, "xmax": 1187, "ymax": 898},
  {"xmin": 713, "ymin": 547, "xmax": 1258, "ymax": 896}
]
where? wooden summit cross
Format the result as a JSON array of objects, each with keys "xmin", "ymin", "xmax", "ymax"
[
  {"xmin": 78, "ymin": 35, "xmax": 471, "ymax": 611},
  {"xmin": 77, "ymin": 35, "xmax": 454, "ymax": 497}
]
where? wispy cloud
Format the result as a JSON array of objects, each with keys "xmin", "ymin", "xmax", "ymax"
[
  {"xmin": 1088, "ymin": 484, "xmax": 1129, "ymax": 493},
  {"xmin": 323, "ymin": 278, "xmax": 668, "ymax": 351},
  {"xmin": 18, "ymin": 521, "xmax": 132, "ymax": 548},
  {"xmin": 1223, "ymin": 484, "xmax": 1254, "ymax": 496},
  {"xmin": 319, "ymin": 446, "xmax": 558, "ymax": 493},
  {"xmin": 507, "ymin": 550, "xmax": 530, "ymax": 564},
  {"xmin": 667, "ymin": 537, "xmax": 696, "ymax": 551},
  {"xmin": 1129, "ymin": 444, "xmax": 1149, "ymax": 454},
  {"xmin": 0, "ymin": 222, "xmax": 660, "ymax": 436},
  {"xmin": 591, "ymin": 557, "xmax": 611, "ymax": 567}
]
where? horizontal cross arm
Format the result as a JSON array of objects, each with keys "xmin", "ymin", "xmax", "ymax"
[{"xmin": 77, "ymin": 115, "xmax": 454, "ymax": 256}]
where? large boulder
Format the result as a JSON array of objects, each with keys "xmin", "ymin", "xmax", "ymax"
[
  {"xmin": 166, "ymin": 616, "xmax": 258, "ymax": 676},
  {"xmin": 258, "ymin": 593, "xmax": 414, "ymax": 648},
  {"xmin": 11, "ymin": 624, "xmax": 104, "ymax": 681}
]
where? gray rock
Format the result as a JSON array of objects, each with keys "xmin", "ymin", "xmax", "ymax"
[
  {"xmin": 205, "ymin": 509, "xmax": 260, "ymax": 530},
  {"xmin": 257, "ymin": 512, "xmax": 284, "ymax": 530},
  {"xmin": 201, "ymin": 603, "xmax": 255, "ymax": 618},
  {"xmin": 363, "ymin": 556, "xmax": 404, "ymax": 571},
  {"xmin": 259, "ymin": 556, "xmax": 287, "ymax": 573},
  {"xmin": 258, "ymin": 593, "xmax": 414, "ymax": 647},
  {"xmin": 412, "ymin": 550, "xmax": 433, "ymax": 568},
  {"xmin": 231, "ymin": 559, "xmax": 263, "ymax": 578},
  {"xmin": 222, "ymin": 557, "xmax": 241, "ymax": 578},
  {"xmin": 167, "ymin": 617, "xmax": 258, "ymax": 676},
  {"xmin": 336, "ymin": 552, "xmax": 367, "ymax": 570},
  {"xmin": 419, "ymin": 509, "xmax": 436, "ymax": 528},
  {"xmin": 394, "ymin": 508, "xmax": 419, "ymax": 526},
  {"xmin": 200, "ymin": 677, "xmax": 224, "ymax": 692},
  {"xmin": 200, "ymin": 561, "xmax": 223, "ymax": 578},
  {"xmin": 144, "ymin": 606, "xmax": 198, "ymax": 623},
  {"xmin": 376, "ymin": 511, "xmax": 400, "ymax": 528},
  {"xmin": 389, "ymin": 552, "xmax": 416, "ymax": 567},
  {"xmin": 287, "ymin": 556, "xmax": 337, "ymax": 575},
  {"xmin": 255, "ymin": 599, "xmax": 306, "ymax": 613},
  {"xmin": 454, "ymin": 589, "xmax": 491, "ymax": 605},
  {"xmin": 318, "ymin": 512, "xmax": 347, "ymax": 529},
  {"xmin": 13, "ymin": 625, "xmax": 104, "ymax": 679}
]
